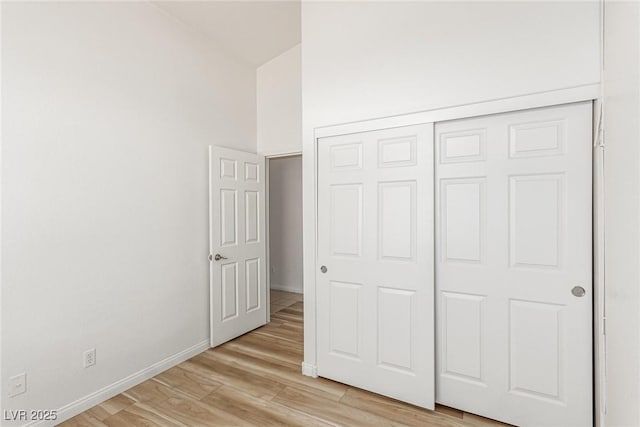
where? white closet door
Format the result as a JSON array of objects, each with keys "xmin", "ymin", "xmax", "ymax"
[
  {"xmin": 209, "ymin": 146, "xmax": 267, "ymax": 348},
  {"xmin": 435, "ymin": 102, "xmax": 592, "ymax": 426},
  {"xmin": 317, "ymin": 124, "xmax": 435, "ymax": 409}
]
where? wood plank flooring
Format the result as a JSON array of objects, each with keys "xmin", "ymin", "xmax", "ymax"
[
  {"xmin": 59, "ymin": 291, "xmax": 508, "ymax": 427},
  {"xmin": 270, "ymin": 289, "xmax": 303, "ymax": 314}
]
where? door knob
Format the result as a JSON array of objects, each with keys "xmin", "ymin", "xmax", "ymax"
[
  {"xmin": 320, "ymin": 265, "xmax": 327, "ymax": 273},
  {"xmin": 571, "ymin": 286, "xmax": 586, "ymax": 297},
  {"xmin": 212, "ymin": 254, "xmax": 227, "ymax": 261}
]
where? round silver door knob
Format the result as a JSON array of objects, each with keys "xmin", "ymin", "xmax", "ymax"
[
  {"xmin": 213, "ymin": 254, "xmax": 227, "ymax": 261},
  {"xmin": 571, "ymin": 286, "xmax": 586, "ymax": 297},
  {"xmin": 320, "ymin": 265, "xmax": 328, "ymax": 273}
]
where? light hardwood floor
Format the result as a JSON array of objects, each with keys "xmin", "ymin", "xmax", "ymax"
[
  {"xmin": 270, "ymin": 289, "xmax": 303, "ymax": 314},
  {"xmin": 59, "ymin": 290, "xmax": 508, "ymax": 427}
]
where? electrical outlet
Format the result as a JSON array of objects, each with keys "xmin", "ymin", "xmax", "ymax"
[
  {"xmin": 8, "ymin": 373, "xmax": 26, "ymax": 397},
  {"xmin": 83, "ymin": 348, "xmax": 96, "ymax": 368}
]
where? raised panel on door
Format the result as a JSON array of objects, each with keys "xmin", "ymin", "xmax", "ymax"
[
  {"xmin": 245, "ymin": 258, "xmax": 260, "ymax": 313},
  {"xmin": 377, "ymin": 287, "xmax": 414, "ymax": 372},
  {"xmin": 317, "ymin": 124, "xmax": 434, "ymax": 410},
  {"xmin": 220, "ymin": 158, "xmax": 237, "ymax": 180},
  {"xmin": 435, "ymin": 102, "xmax": 592, "ymax": 427},
  {"xmin": 329, "ymin": 281, "xmax": 362, "ymax": 360},
  {"xmin": 509, "ymin": 119, "xmax": 565, "ymax": 158},
  {"xmin": 439, "ymin": 129, "xmax": 486, "ymax": 164},
  {"xmin": 220, "ymin": 189, "xmax": 238, "ymax": 247},
  {"xmin": 509, "ymin": 174, "xmax": 563, "ymax": 269},
  {"xmin": 209, "ymin": 146, "xmax": 267, "ymax": 348},
  {"xmin": 378, "ymin": 136, "xmax": 417, "ymax": 168},
  {"xmin": 509, "ymin": 299, "xmax": 564, "ymax": 402},
  {"xmin": 330, "ymin": 142, "xmax": 363, "ymax": 170},
  {"xmin": 440, "ymin": 292, "xmax": 486, "ymax": 385},
  {"xmin": 245, "ymin": 191, "xmax": 259, "ymax": 244},
  {"xmin": 221, "ymin": 262, "xmax": 239, "ymax": 321},
  {"xmin": 330, "ymin": 184, "xmax": 362, "ymax": 257},
  {"xmin": 244, "ymin": 162, "xmax": 259, "ymax": 182},
  {"xmin": 440, "ymin": 178, "xmax": 485, "ymax": 263},
  {"xmin": 378, "ymin": 181, "xmax": 416, "ymax": 261}
]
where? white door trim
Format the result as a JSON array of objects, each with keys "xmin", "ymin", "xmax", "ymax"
[
  {"xmin": 303, "ymin": 84, "xmax": 603, "ymax": 422},
  {"xmin": 264, "ymin": 150, "xmax": 303, "ymax": 159},
  {"xmin": 265, "ymin": 158, "xmax": 271, "ymax": 321},
  {"xmin": 314, "ymin": 84, "xmax": 599, "ymax": 139},
  {"xmin": 592, "ymin": 99, "xmax": 606, "ymax": 427}
]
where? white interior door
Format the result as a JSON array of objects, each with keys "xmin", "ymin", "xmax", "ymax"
[
  {"xmin": 435, "ymin": 102, "xmax": 592, "ymax": 426},
  {"xmin": 317, "ymin": 124, "xmax": 435, "ymax": 409},
  {"xmin": 209, "ymin": 146, "xmax": 267, "ymax": 347}
]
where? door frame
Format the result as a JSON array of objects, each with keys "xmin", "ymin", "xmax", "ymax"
[{"xmin": 302, "ymin": 83, "xmax": 604, "ymax": 423}]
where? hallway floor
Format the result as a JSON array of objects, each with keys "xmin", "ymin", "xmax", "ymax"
[
  {"xmin": 270, "ymin": 289, "xmax": 303, "ymax": 314},
  {"xmin": 60, "ymin": 290, "xmax": 507, "ymax": 427}
]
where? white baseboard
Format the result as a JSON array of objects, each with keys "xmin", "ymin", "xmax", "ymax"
[
  {"xmin": 26, "ymin": 340, "xmax": 210, "ymax": 427},
  {"xmin": 301, "ymin": 361, "xmax": 318, "ymax": 378},
  {"xmin": 270, "ymin": 283, "xmax": 303, "ymax": 294}
]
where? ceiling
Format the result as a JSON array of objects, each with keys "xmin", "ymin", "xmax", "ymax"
[{"xmin": 154, "ymin": 1, "xmax": 301, "ymax": 67}]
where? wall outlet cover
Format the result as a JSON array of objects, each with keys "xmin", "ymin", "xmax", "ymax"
[
  {"xmin": 83, "ymin": 348, "xmax": 96, "ymax": 368},
  {"xmin": 8, "ymin": 373, "xmax": 26, "ymax": 397}
]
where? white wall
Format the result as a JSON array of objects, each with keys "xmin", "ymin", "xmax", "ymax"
[
  {"xmin": 257, "ymin": 45, "xmax": 302, "ymax": 156},
  {"xmin": 301, "ymin": 1, "xmax": 601, "ymax": 367},
  {"xmin": 301, "ymin": 2, "xmax": 600, "ymax": 129},
  {"xmin": 603, "ymin": 1, "xmax": 640, "ymax": 426},
  {"xmin": 269, "ymin": 156, "xmax": 303, "ymax": 294},
  {"xmin": 1, "ymin": 2, "xmax": 255, "ymax": 424}
]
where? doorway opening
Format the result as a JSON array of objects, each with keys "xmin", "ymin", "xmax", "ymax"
[{"xmin": 267, "ymin": 154, "xmax": 304, "ymax": 319}]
